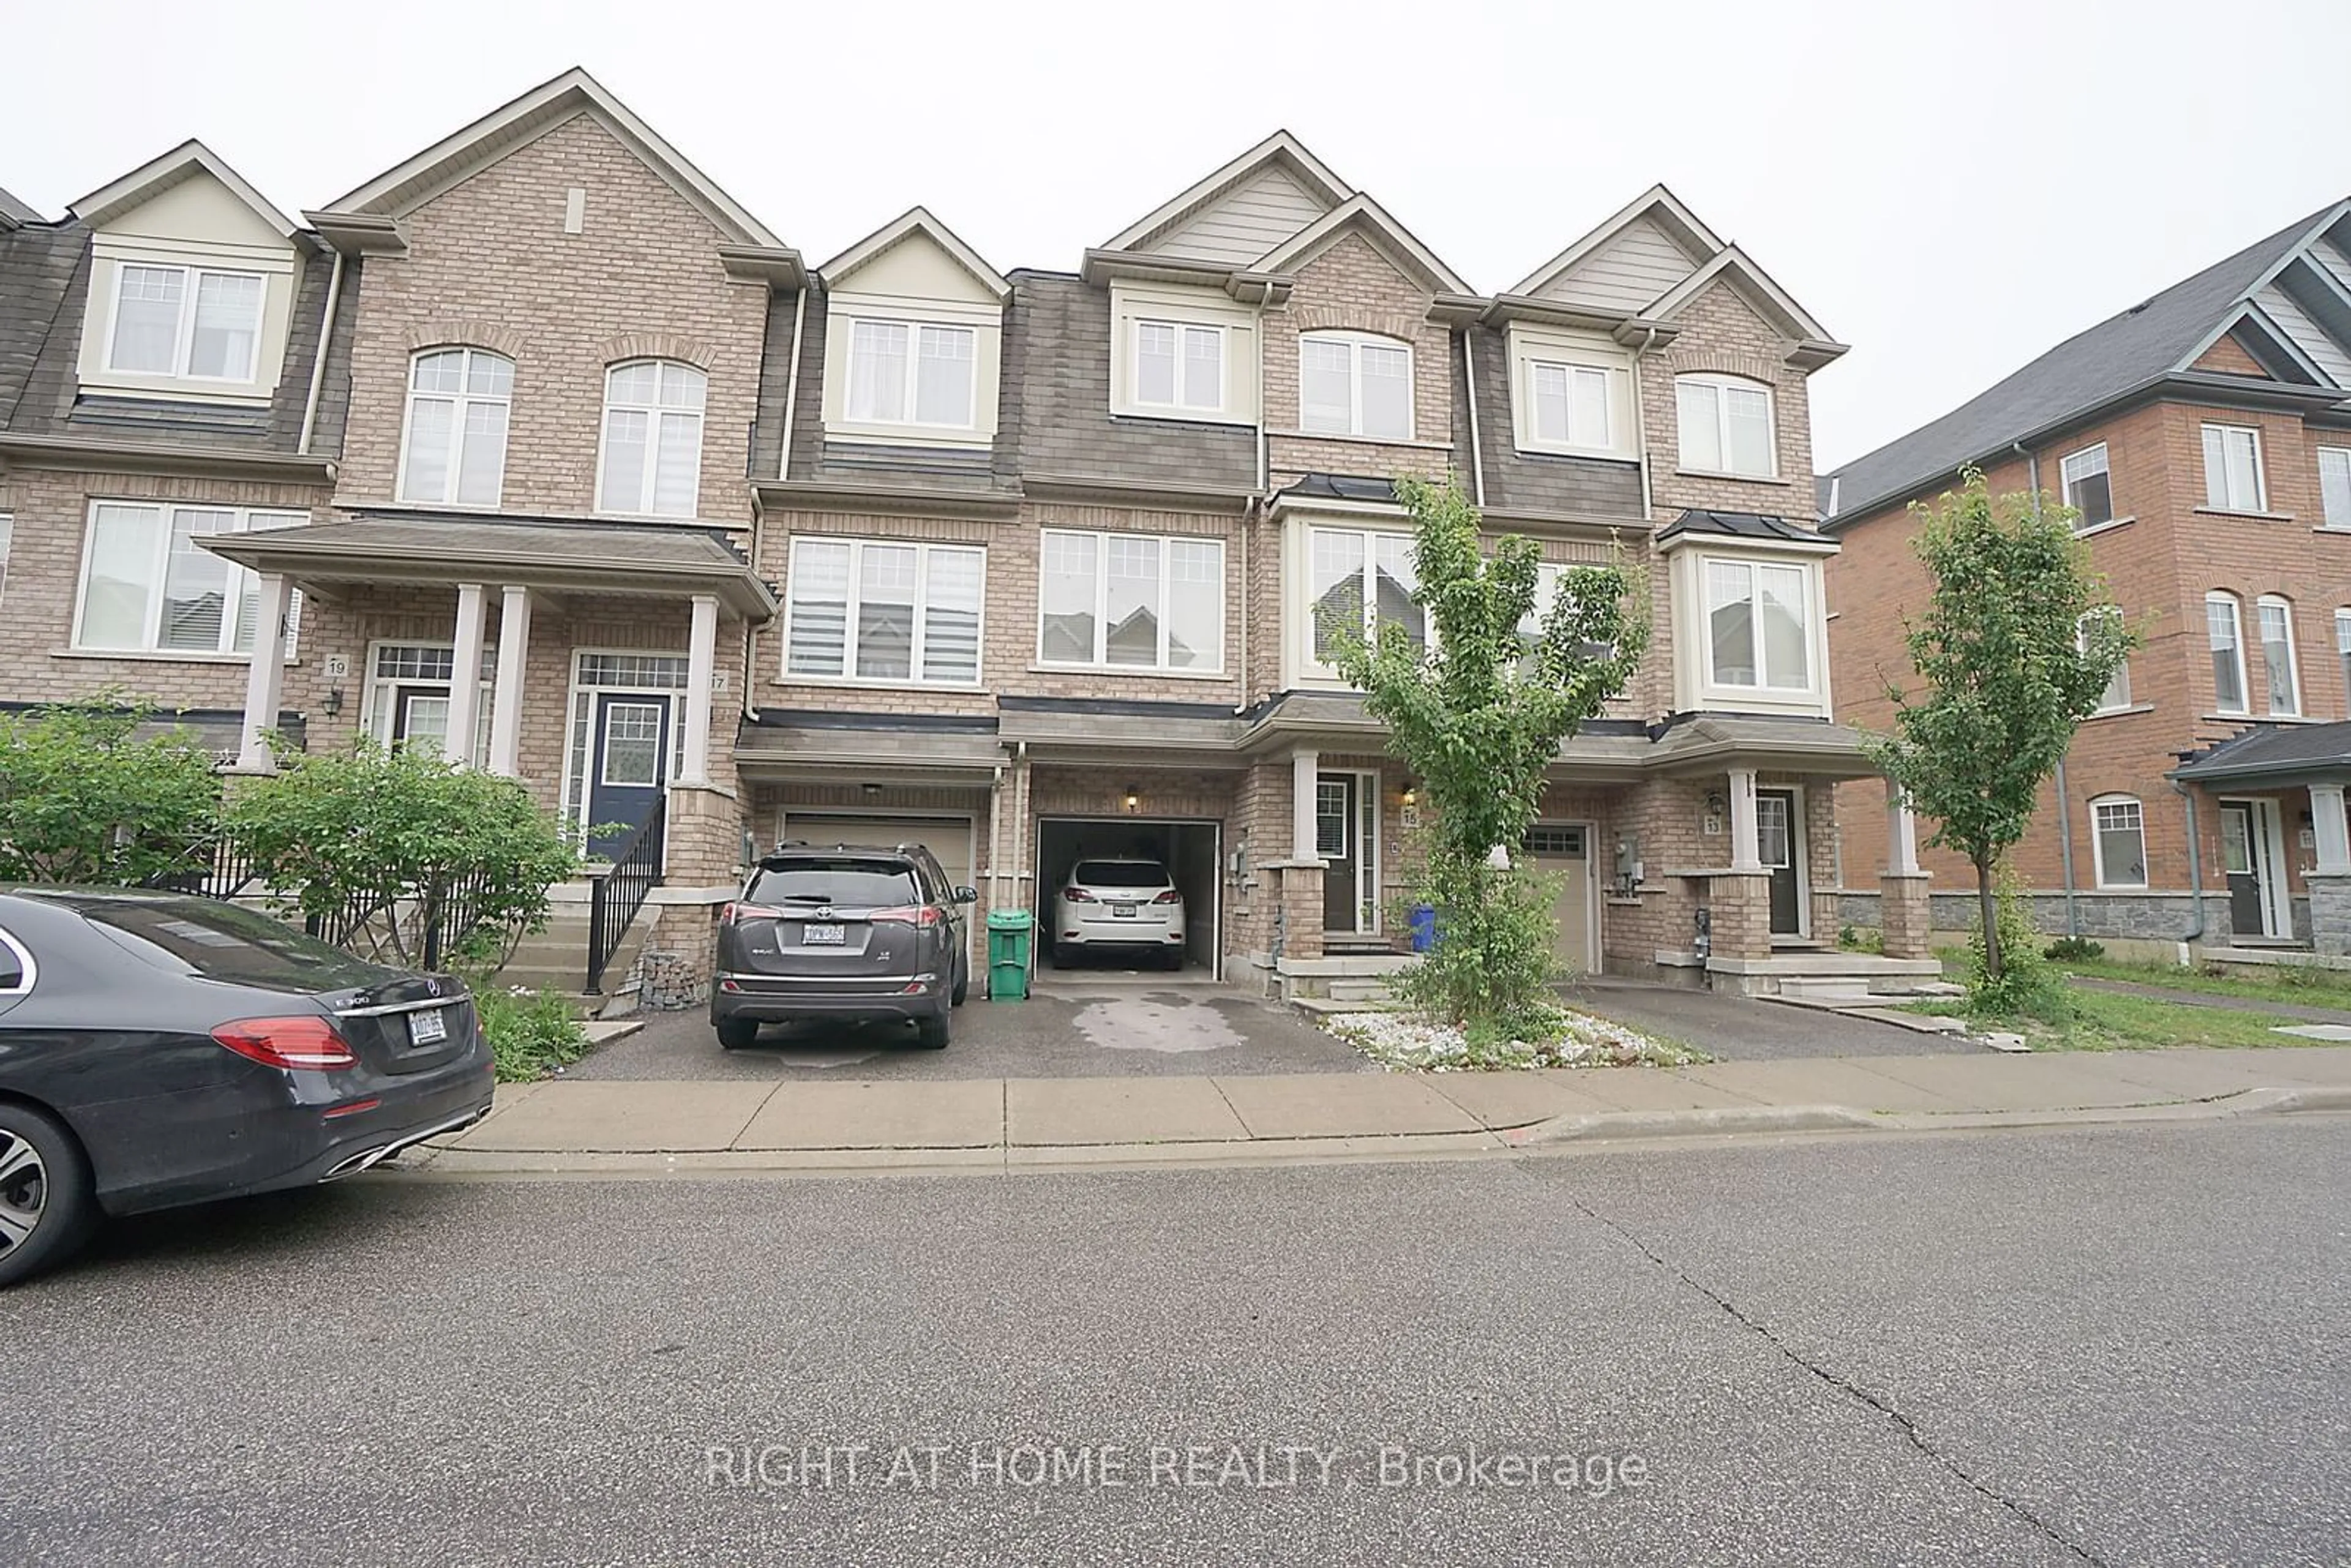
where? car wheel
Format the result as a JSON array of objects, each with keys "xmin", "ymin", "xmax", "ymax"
[
  {"xmin": 916, "ymin": 1011, "xmax": 951, "ymax": 1049},
  {"xmin": 1163, "ymin": 946, "xmax": 1183, "ymax": 972},
  {"xmin": 715, "ymin": 1019, "xmax": 760, "ymax": 1052},
  {"xmin": 0, "ymin": 1103, "xmax": 97, "ymax": 1290}
]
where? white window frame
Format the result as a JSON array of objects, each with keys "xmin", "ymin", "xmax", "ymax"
[
  {"xmin": 1300, "ymin": 525, "xmax": 1426, "ymax": 680},
  {"xmin": 1676, "ymin": 373, "xmax": 1779, "ymax": 479},
  {"xmin": 561, "ymin": 650, "xmax": 691, "ymax": 836},
  {"xmin": 1297, "ymin": 330, "xmax": 1415, "ymax": 441},
  {"xmin": 1701, "ymin": 556, "xmax": 1815, "ymax": 692},
  {"xmin": 1528, "ymin": 360, "xmax": 1614, "ymax": 452},
  {"xmin": 2337, "ymin": 609, "xmax": 2351, "ymax": 717},
  {"xmin": 1034, "ymin": 529, "xmax": 1226, "ymax": 674},
  {"xmin": 781, "ymin": 537, "xmax": 988, "ymax": 689},
  {"xmin": 2257, "ymin": 594, "xmax": 2302, "ymax": 716},
  {"xmin": 2318, "ymin": 446, "xmax": 2351, "ymax": 531},
  {"xmin": 397, "ymin": 347, "xmax": 513, "ymax": 508},
  {"xmin": 361, "ymin": 640, "xmax": 493, "ymax": 768},
  {"xmin": 70, "ymin": 501, "xmax": 305, "ymax": 659},
  {"xmin": 1131, "ymin": 319, "xmax": 1227, "ymax": 415},
  {"xmin": 844, "ymin": 317, "xmax": 980, "ymax": 432},
  {"xmin": 2207, "ymin": 591, "xmax": 2249, "ymax": 715},
  {"xmin": 2202, "ymin": 423, "xmax": 2267, "ymax": 512},
  {"xmin": 596, "ymin": 359, "xmax": 707, "ymax": 519},
  {"xmin": 2077, "ymin": 609, "xmax": 2130, "ymax": 713},
  {"xmin": 0, "ymin": 513, "xmax": 11, "ymax": 612},
  {"xmin": 2060, "ymin": 442, "xmax": 2113, "ymax": 530},
  {"xmin": 2089, "ymin": 795, "xmax": 2148, "ymax": 890},
  {"xmin": 102, "ymin": 261, "xmax": 266, "ymax": 383}
]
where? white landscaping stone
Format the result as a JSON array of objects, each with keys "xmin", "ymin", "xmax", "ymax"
[{"xmin": 1321, "ymin": 1007, "xmax": 1698, "ymax": 1073}]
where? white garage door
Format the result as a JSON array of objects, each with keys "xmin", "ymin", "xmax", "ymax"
[{"xmin": 778, "ymin": 814, "xmax": 975, "ymax": 895}]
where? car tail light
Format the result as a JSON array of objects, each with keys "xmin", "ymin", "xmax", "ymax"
[
  {"xmin": 213, "ymin": 1016, "xmax": 358, "ymax": 1072},
  {"xmin": 721, "ymin": 902, "xmax": 785, "ymax": 925},
  {"xmin": 868, "ymin": 905, "xmax": 944, "ymax": 928},
  {"xmin": 1152, "ymin": 890, "xmax": 1180, "ymax": 904},
  {"xmin": 1064, "ymin": 888, "xmax": 1096, "ymax": 902}
]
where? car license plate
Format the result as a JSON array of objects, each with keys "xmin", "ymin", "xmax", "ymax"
[
  {"xmin": 802, "ymin": 924, "xmax": 847, "ymax": 945},
  {"xmin": 1112, "ymin": 904, "xmax": 1136, "ymax": 918},
  {"xmin": 408, "ymin": 1007, "xmax": 448, "ymax": 1046}
]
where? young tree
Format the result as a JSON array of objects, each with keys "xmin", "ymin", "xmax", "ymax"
[
  {"xmin": 1325, "ymin": 475, "xmax": 1647, "ymax": 1034},
  {"xmin": 0, "ymin": 699, "xmax": 223, "ymax": 886},
  {"xmin": 1865, "ymin": 470, "xmax": 2134, "ymax": 981}
]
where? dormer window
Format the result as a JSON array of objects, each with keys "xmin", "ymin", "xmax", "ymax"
[
  {"xmin": 1299, "ymin": 331, "xmax": 1412, "ymax": 440},
  {"xmin": 1676, "ymin": 373, "xmax": 1777, "ymax": 478},
  {"xmin": 846, "ymin": 320, "xmax": 977, "ymax": 430},
  {"xmin": 1507, "ymin": 326, "xmax": 1635, "ymax": 459},
  {"xmin": 106, "ymin": 264, "xmax": 263, "ymax": 382},
  {"xmin": 1135, "ymin": 321, "xmax": 1224, "ymax": 413}
]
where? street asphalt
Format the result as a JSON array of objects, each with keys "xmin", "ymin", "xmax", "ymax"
[{"xmin": 5, "ymin": 1117, "xmax": 2344, "ymax": 1565}]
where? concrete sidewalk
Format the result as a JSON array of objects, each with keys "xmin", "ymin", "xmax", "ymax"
[{"xmin": 397, "ymin": 1046, "xmax": 2351, "ymax": 1177}]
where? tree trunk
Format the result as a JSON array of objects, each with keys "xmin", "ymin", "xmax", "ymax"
[{"xmin": 1974, "ymin": 855, "xmax": 2001, "ymax": 980}]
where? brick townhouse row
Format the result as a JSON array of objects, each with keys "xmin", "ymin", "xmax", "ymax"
[
  {"xmin": 1824, "ymin": 196, "xmax": 2351, "ymax": 961},
  {"xmin": 0, "ymin": 67, "xmax": 1933, "ymax": 999}
]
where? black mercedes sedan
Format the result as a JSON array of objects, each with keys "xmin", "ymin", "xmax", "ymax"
[{"xmin": 0, "ymin": 887, "xmax": 494, "ymax": 1287}]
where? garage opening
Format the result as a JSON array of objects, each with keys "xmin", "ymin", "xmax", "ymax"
[
  {"xmin": 778, "ymin": 811, "xmax": 981, "ymax": 964},
  {"xmin": 1036, "ymin": 817, "xmax": 1220, "ymax": 975}
]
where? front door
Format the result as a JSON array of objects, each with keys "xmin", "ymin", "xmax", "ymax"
[
  {"xmin": 1316, "ymin": 771, "xmax": 1374, "ymax": 932},
  {"xmin": 587, "ymin": 693, "xmax": 672, "ymax": 857},
  {"xmin": 1524, "ymin": 823, "xmax": 1594, "ymax": 975},
  {"xmin": 2219, "ymin": 800, "xmax": 2281, "ymax": 939},
  {"xmin": 1756, "ymin": 789, "xmax": 1804, "ymax": 937}
]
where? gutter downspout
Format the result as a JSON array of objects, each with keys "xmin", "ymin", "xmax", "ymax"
[
  {"xmin": 296, "ymin": 249, "xmax": 347, "ymax": 455},
  {"xmin": 1234, "ymin": 505, "xmax": 1252, "ymax": 715},
  {"xmin": 1633, "ymin": 326, "xmax": 1660, "ymax": 522},
  {"xmin": 1461, "ymin": 329, "xmax": 1485, "ymax": 509},
  {"xmin": 2019, "ymin": 437, "xmax": 2082, "ymax": 937},
  {"xmin": 2172, "ymin": 778, "xmax": 2207, "ymax": 956},
  {"xmin": 745, "ymin": 287, "xmax": 810, "ymax": 722}
]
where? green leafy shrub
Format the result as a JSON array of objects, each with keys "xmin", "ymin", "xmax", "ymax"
[
  {"xmin": 0, "ymin": 698, "xmax": 223, "ymax": 885},
  {"xmin": 471, "ymin": 983, "xmax": 588, "ymax": 1082},
  {"xmin": 1967, "ymin": 865, "xmax": 2070, "ymax": 1021},
  {"xmin": 2043, "ymin": 934, "xmax": 2105, "ymax": 962},
  {"xmin": 1839, "ymin": 923, "xmax": 1884, "ymax": 955},
  {"xmin": 1394, "ymin": 858, "xmax": 1568, "ymax": 1041}
]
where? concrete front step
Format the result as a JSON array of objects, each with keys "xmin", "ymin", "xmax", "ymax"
[{"xmin": 1327, "ymin": 979, "xmax": 1394, "ymax": 1004}]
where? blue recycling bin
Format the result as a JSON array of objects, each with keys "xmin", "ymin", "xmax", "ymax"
[{"xmin": 1409, "ymin": 902, "xmax": 1438, "ymax": 953}]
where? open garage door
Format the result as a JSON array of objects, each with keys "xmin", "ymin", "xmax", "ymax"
[{"xmin": 1036, "ymin": 817, "xmax": 1220, "ymax": 975}]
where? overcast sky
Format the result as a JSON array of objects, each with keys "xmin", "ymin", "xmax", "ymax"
[{"xmin": 7, "ymin": 0, "xmax": 2347, "ymax": 470}]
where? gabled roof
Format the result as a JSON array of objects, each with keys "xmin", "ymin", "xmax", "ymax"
[
  {"xmin": 1253, "ymin": 192, "xmax": 1473, "ymax": 298},
  {"xmin": 0, "ymin": 187, "xmax": 42, "ymax": 230},
  {"xmin": 67, "ymin": 140, "xmax": 302, "ymax": 241},
  {"xmin": 1101, "ymin": 130, "xmax": 1352, "ymax": 254},
  {"xmin": 820, "ymin": 206, "xmax": 1008, "ymax": 301},
  {"xmin": 1826, "ymin": 198, "xmax": 2351, "ymax": 526},
  {"xmin": 2184, "ymin": 298, "xmax": 2330, "ymax": 385},
  {"xmin": 1508, "ymin": 184, "xmax": 1722, "ymax": 298},
  {"xmin": 321, "ymin": 66, "xmax": 783, "ymax": 249},
  {"xmin": 1640, "ymin": 244, "xmax": 1843, "ymax": 362}
]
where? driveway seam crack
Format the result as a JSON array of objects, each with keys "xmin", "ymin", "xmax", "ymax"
[{"xmin": 1567, "ymin": 1195, "xmax": 2109, "ymax": 1567}]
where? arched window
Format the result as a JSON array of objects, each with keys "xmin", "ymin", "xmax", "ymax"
[
  {"xmin": 1299, "ymin": 331, "xmax": 1412, "ymax": 440},
  {"xmin": 1675, "ymin": 372, "xmax": 1776, "ymax": 478},
  {"xmin": 2256, "ymin": 593, "xmax": 2301, "ymax": 716},
  {"xmin": 399, "ymin": 347, "xmax": 512, "ymax": 506},
  {"xmin": 599, "ymin": 360, "xmax": 706, "ymax": 518},
  {"xmin": 2207, "ymin": 591, "xmax": 2248, "ymax": 715},
  {"xmin": 2090, "ymin": 795, "xmax": 2147, "ymax": 889}
]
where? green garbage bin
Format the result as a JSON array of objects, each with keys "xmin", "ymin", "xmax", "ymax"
[{"xmin": 986, "ymin": 908, "xmax": 1033, "ymax": 1001}]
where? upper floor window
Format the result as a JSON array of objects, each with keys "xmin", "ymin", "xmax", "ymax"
[
  {"xmin": 0, "ymin": 514, "xmax": 11, "ymax": 610},
  {"xmin": 1134, "ymin": 321, "xmax": 1224, "ymax": 413},
  {"xmin": 784, "ymin": 538, "xmax": 983, "ymax": 686},
  {"xmin": 1704, "ymin": 558, "xmax": 1811, "ymax": 690},
  {"xmin": 2061, "ymin": 443, "xmax": 2113, "ymax": 529},
  {"xmin": 599, "ymin": 361, "xmax": 705, "ymax": 519},
  {"xmin": 1676, "ymin": 374, "xmax": 1775, "ymax": 478},
  {"xmin": 400, "ymin": 348, "xmax": 512, "ymax": 508},
  {"xmin": 2207, "ymin": 591, "xmax": 2248, "ymax": 714},
  {"xmin": 1530, "ymin": 362, "xmax": 1613, "ymax": 451},
  {"xmin": 74, "ymin": 501, "xmax": 303, "ymax": 657},
  {"xmin": 846, "ymin": 320, "xmax": 976, "ymax": 429},
  {"xmin": 1038, "ymin": 530, "xmax": 1224, "ymax": 673},
  {"xmin": 2202, "ymin": 423, "xmax": 2266, "ymax": 512},
  {"xmin": 2090, "ymin": 795, "xmax": 2147, "ymax": 889},
  {"xmin": 2077, "ymin": 609, "xmax": 2131, "ymax": 713},
  {"xmin": 107, "ymin": 263, "xmax": 264, "ymax": 382},
  {"xmin": 2336, "ymin": 609, "xmax": 2351, "ymax": 712},
  {"xmin": 2257, "ymin": 594, "xmax": 2301, "ymax": 716},
  {"xmin": 1299, "ymin": 332, "xmax": 1412, "ymax": 440},
  {"xmin": 2319, "ymin": 447, "xmax": 2351, "ymax": 531},
  {"xmin": 1514, "ymin": 563, "xmax": 1570, "ymax": 677},
  {"xmin": 1307, "ymin": 527, "xmax": 1422, "ymax": 673}
]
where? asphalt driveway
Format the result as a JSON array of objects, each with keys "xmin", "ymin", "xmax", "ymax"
[{"xmin": 1564, "ymin": 978, "xmax": 1975, "ymax": 1060}]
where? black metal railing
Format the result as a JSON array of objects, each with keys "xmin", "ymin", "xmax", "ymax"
[
  {"xmin": 140, "ymin": 835, "xmax": 263, "ymax": 899},
  {"xmin": 587, "ymin": 795, "xmax": 667, "ymax": 994}
]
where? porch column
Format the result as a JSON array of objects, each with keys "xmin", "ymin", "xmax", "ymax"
[
  {"xmin": 1727, "ymin": 768, "xmax": 1762, "ymax": 872},
  {"xmin": 2312, "ymin": 784, "xmax": 2351, "ymax": 876},
  {"xmin": 487, "ymin": 586, "xmax": 533, "ymax": 778},
  {"xmin": 1886, "ymin": 779, "xmax": 1922, "ymax": 876},
  {"xmin": 234, "ymin": 571, "xmax": 292, "ymax": 772},
  {"xmin": 681, "ymin": 592, "xmax": 719, "ymax": 787},
  {"xmin": 1291, "ymin": 749, "xmax": 1320, "ymax": 860},
  {"xmin": 444, "ymin": 582, "xmax": 487, "ymax": 767}
]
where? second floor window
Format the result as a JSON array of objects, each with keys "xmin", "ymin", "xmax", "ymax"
[
  {"xmin": 2320, "ymin": 447, "xmax": 2351, "ymax": 530},
  {"xmin": 2202, "ymin": 423, "xmax": 2266, "ymax": 512},
  {"xmin": 1676, "ymin": 374, "xmax": 1775, "ymax": 478},
  {"xmin": 1134, "ymin": 321, "xmax": 1224, "ymax": 413},
  {"xmin": 2257, "ymin": 595, "xmax": 2301, "ymax": 716},
  {"xmin": 1038, "ymin": 530, "xmax": 1224, "ymax": 672},
  {"xmin": 1529, "ymin": 362, "xmax": 1613, "ymax": 451},
  {"xmin": 108, "ymin": 263, "xmax": 263, "ymax": 381},
  {"xmin": 846, "ymin": 320, "xmax": 976, "ymax": 429},
  {"xmin": 0, "ymin": 514, "xmax": 11, "ymax": 610},
  {"xmin": 1299, "ymin": 332, "xmax": 1412, "ymax": 440},
  {"xmin": 599, "ymin": 361, "xmax": 706, "ymax": 518},
  {"xmin": 1308, "ymin": 528, "xmax": 1422, "ymax": 672},
  {"xmin": 2337, "ymin": 609, "xmax": 2351, "ymax": 713},
  {"xmin": 1704, "ymin": 558, "xmax": 1811, "ymax": 691},
  {"xmin": 2208, "ymin": 591, "xmax": 2248, "ymax": 713},
  {"xmin": 2078, "ymin": 609, "xmax": 2130, "ymax": 712},
  {"xmin": 75, "ymin": 501, "xmax": 303, "ymax": 656},
  {"xmin": 2061, "ymin": 442, "xmax": 2113, "ymax": 529},
  {"xmin": 785, "ymin": 538, "xmax": 983, "ymax": 686},
  {"xmin": 400, "ymin": 348, "xmax": 512, "ymax": 507}
]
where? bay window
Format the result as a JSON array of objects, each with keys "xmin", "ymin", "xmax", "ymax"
[
  {"xmin": 2257, "ymin": 595, "xmax": 2301, "ymax": 715},
  {"xmin": 785, "ymin": 538, "xmax": 983, "ymax": 686},
  {"xmin": 2208, "ymin": 592, "xmax": 2248, "ymax": 713},
  {"xmin": 1299, "ymin": 332, "xmax": 1412, "ymax": 440},
  {"xmin": 1038, "ymin": 530, "xmax": 1224, "ymax": 672},
  {"xmin": 1676, "ymin": 373, "xmax": 1776, "ymax": 478},
  {"xmin": 73, "ymin": 501, "xmax": 304, "ymax": 656},
  {"xmin": 2202, "ymin": 424, "xmax": 2266, "ymax": 512},
  {"xmin": 399, "ymin": 347, "xmax": 512, "ymax": 506},
  {"xmin": 107, "ymin": 263, "xmax": 264, "ymax": 381},
  {"xmin": 599, "ymin": 360, "xmax": 706, "ymax": 518},
  {"xmin": 1703, "ymin": 558, "xmax": 1812, "ymax": 690},
  {"xmin": 1307, "ymin": 527, "xmax": 1422, "ymax": 672}
]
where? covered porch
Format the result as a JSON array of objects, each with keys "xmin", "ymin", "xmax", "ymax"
[{"xmin": 2173, "ymin": 722, "xmax": 2351, "ymax": 959}]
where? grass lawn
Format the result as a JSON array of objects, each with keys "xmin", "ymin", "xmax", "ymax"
[
  {"xmin": 1908, "ymin": 988, "xmax": 2317, "ymax": 1051},
  {"xmin": 2054, "ymin": 954, "xmax": 2351, "ymax": 1011}
]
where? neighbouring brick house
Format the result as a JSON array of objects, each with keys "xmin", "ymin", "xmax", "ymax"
[
  {"xmin": 1823, "ymin": 197, "xmax": 2351, "ymax": 960},
  {"xmin": 1, "ymin": 67, "xmax": 1932, "ymax": 1002}
]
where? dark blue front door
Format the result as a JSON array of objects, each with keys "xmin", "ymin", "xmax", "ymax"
[{"xmin": 588, "ymin": 692, "xmax": 671, "ymax": 857}]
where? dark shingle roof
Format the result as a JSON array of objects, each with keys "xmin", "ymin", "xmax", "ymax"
[
  {"xmin": 1655, "ymin": 509, "xmax": 1818, "ymax": 544},
  {"xmin": 2172, "ymin": 721, "xmax": 2351, "ymax": 782},
  {"xmin": 0, "ymin": 222, "xmax": 83, "ymax": 427},
  {"xmin": 1277, "ymin": 473, "xmax": 1398, "ymax": 504},
  {"xmin": 0, "ymin": 188, "xmax": 42, "ymax": 226},
  {"xmin": 1825, "ymin": 204, "xmax": 2337, "ymax": 524}
]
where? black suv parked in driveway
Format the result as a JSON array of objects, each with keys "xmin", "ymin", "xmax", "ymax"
[{"xmin": 711, "ymin": 843, "xmax": 977, "ymax": 1051}]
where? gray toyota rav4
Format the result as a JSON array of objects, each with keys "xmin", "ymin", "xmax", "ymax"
[{"xmin": 710, "ymin": 843, "xmax": 977, "ymax": 1051}]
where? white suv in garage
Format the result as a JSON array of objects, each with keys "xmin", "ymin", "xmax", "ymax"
[{"xmin": 1051, "ymin": 858, "xmax": 1186, "ymax": 969}]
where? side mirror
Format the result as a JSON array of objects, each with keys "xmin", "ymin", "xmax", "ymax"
[{"xmin": 953, "ymin": 886, "xmax": 979, "ymax": 904}]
